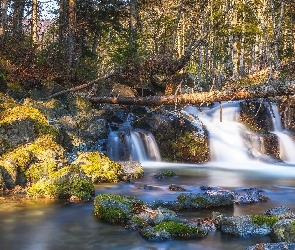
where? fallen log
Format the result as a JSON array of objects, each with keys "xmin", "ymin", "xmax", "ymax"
[{"xmin": 84, "ymin": 80, "xmax": 295, "ymax": 106}]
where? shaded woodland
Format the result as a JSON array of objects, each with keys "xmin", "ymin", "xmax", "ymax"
[{"xmin": 0, "ymin": 0, "xmax": 295, "ymax": 100}]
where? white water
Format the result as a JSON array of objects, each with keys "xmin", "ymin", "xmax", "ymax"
[
  {"xmin": 107, "ymin": 123, "xmax": 161, "ymax": 162},
  {"xmin": 268, "ymin": 103, "xmax": 295, "ymax": 163}
]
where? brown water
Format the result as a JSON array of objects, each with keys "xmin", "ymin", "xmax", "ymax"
[{"xmin": 1, "ymin": 162, "xmax": 295, "ymax": 250}]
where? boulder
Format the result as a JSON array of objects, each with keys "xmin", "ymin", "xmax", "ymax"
[{"xmin": 271, "ymin": 219, "xmax": 295, "ymax": 242}]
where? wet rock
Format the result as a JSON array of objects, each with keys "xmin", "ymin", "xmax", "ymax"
[
  {"xmin": 246, "ymin": 242, "xmax": 295, "ymax": 250},
  {"xmin": 154, "ymin": 170, "xmax": 177, "ymax": 179},
  {"xmin": 119, "ymin": 161, "xmax": 144, "ymax": 182},
  {"xmin": 271, "ymin": 219, "xmax": 295, "ymax": 242},
  {"xmin": 233, "ymin": 187, "xmax": 269, "ymax": 204},
  {"xmin": 264, "ymin": 206, "xmax": 295, "ymax": 219},
  {"xmin": 219, "ymin": 215, "xmax": 272, "ymax": 237},
  {"xmin": 94, "ymin": 194, "xmax": 144, "ymax": 223},
  {"xmin": 134, "ymin": 184, "xmax": 162, "ymax": 191},
  {"xmin": 139, "ymin": 226, "xmax": 172, "ymax": 241},
  {"xmin": 168, "ymin": 184, "xmax": 186, "ymax": 191},
  {"xmin": 140, "ymin": 221, "xmax": 207, "ymax": 241},
  {"xmin": 200, "ymin": 185, "xmax": 212, "ymax": 191},
  {"xmin": 147, "ymin": 190, "xmax": 234, "ymax": 211},
  {"xmin": 133, "ymin": 107, "xmax": 210, "ymax": 163}
]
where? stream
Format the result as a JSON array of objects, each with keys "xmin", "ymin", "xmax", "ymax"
[{"xmin": 1, "ymin": 101, "xmax": 295, "ymax": 250}]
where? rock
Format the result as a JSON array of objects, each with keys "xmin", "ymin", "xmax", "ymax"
[
  {"xmin": 246, "ymin": 242, "xmax": 295, "ymax": 250},
  {"xmin": 233, "ymin": 187, "xmax": 269, "ymax": 204},
  {"xmin": 169, "ymin": 184, "xmax": 186, "ymax": 191},
  {"xmin": 270, "ymin": 219, "xmax": 295, "ymax": 242},
  {"xmin": 139, "ymin": 226, "xmax": 172, "ymax": 241},
  {"xmin": 27, "ymin": 164, "xmax": 95, "ymax": 201},
  {"xmin": 133, "ymin": 108, "xmax": 210, "ymax": 163},
  {"xmin": 219, "ymin": 215, "xmax": 272, "ymax": 237},
  {"xmin": 154, "ymin": 170, "xmax": 177, "ymax": 179},
  {"xmin": 147, "ymin": 190, "xmax": 234, "ymax": 211},
  {"xmin": 94, "ymin": 194, "xmax": 144, "ymax": 223},
  {"xmin": 264, "ymin": 206, "xmax": 295, "ymax": 219},
  {"xmin": 72, "ymin": 152, "xmax": 123, "ymax": 183},
  {"xmin": 119, "ymin": 161, "xmax": 144, "ymax": 182}
]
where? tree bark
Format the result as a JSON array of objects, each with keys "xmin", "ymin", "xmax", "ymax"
[{"xmin": 83, "ymin": 80, "xmax": 295, "ymax": 106}]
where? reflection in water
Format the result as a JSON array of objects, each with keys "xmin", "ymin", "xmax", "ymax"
[{"xmin": 1, "ymin": 164, "xmax": 295, "ymax": 250}]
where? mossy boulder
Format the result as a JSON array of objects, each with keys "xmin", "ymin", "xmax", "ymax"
[
  {"xmin": 0, "ymin": 135, "xmax": 67, "ymax": 190},
  {"xmin": 27, "ymin": 165, "xmax": 94, "ymax": 201},
  {"xmin": 153, "ymin": 221, "xmax": 206, "ymax": 239},
  {"xmin": 219, "ymin": 215, "xmax": 273, "ymax": 237},
  {"xmin": 270, "ymin": 219, "xmax": 295, "ymax": 242},
  {"xmin": 0, "ymin": 104, "xmax": 58, "ymax": 155},
  {"xmin": 94, "ymin": 194, "xmax": 144, "ymax": 223},
  {"xmin": 72, "ymin": 152, "xmax": 123, "ymax": 183}
]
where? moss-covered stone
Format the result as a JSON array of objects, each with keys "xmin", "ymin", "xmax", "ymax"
[
  {"xmin": 72, "ymin": 152, "xmax": 123, "ymax": 183},
  {"xmin": 94, "ymin": 194, "xmax": 143, "ymax": 223},
  {"xmin": 251, "ymin": 215, "xmax": 279, "ymax": 227},
  {"xmin": 27, "ymin": 164, "xmax": 94, "ymax": 201},
  {"xmin": 153, "ymin": 221, "xmax": 207, "ymax": 239},
  {"xmin": 0, "ymin": 105, "xmax": 58, "ymax": 155},
  {"xmin": 0, "ymin": 135, "xmax": 67, "ymax": 190}
]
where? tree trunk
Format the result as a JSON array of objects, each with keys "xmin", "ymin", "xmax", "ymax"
[
  {"xmin": 83, "ymin": 80, "xmax": 295, "ymax": 106},
  {"xmin": 12, "ymin": 0, "xmax": 25, "ymax": 38},
  {"xmin": 0, "ymin": 0, "xmax": 8, "ymax": 36},
  {"xmin": 129, "ymin": 0, "xmax": 138, "ymax": 59},
  {"xmin": 67, "ymin": 0, "xmax": 76, "ymax": 67},
  {"xmin": 32, "ymin": 0, "xmax": 38, "ymax": 45}
]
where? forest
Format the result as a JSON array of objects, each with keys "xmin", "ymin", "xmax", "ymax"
[{"xmin": 0, "ymin": 0, "xmax": 295, "ymax": 99}]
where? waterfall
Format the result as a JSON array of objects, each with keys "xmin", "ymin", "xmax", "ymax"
[
  {"xmin": 106, "ymin": 122, "xmax": 161, "ymax": 162},
  {"xmin": 268, "ymin": 103, "xmax": 295, "ymax": 163},
  {"xmin": 185, "ymin": 101, "xmax": 295, "ymax": 165},
  {"xmin": 185, "ymin": 102, "xmax": 253, "ymax": 163}
]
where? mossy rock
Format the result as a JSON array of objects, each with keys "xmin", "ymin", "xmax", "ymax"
[
  {"xmin": 140, "ymin": 221, "xmax": 207, "ymax": 241},
  {"xmin": 73, "ymin": 152, "xmax": 123, "ymax": 183},
  {"xmin": 27, "ymin": 165, "xmax": 94, "ymax": 201},
  {"xmin": 153, "ymin": 221, "xmax": 207, "ymax": 239},
  {"xmin": 94, "ymin": 194, "xmax": 143, "ymax": 223},
  {"xmin": 0, "ymin": 135, "xmax": 67, "ymax": 190},
  {"xmin": 0, "ymin": 105, "xmax": 58, "ymax": 154}
]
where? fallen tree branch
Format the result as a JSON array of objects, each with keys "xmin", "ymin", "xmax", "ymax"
[
  {"xmin": 84, "ymin": 80, "xmax": 295, "ymax": 106},
  {"xmin": 47, "ymin": 71, "xmax": 115, "ymax": 99}
]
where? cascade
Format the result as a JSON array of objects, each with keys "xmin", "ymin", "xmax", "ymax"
[
  {"xmin": 106, "ymin": 122, "xmax": 161, "ymax": 162},
  {"xmin": 185, "ymin": 102, "xmax": 253, "ymax": 163},
  {"xmin": 185, "ymin": 101, "xmax": 295, "ymax": 164},
  {"xmin": 268, "ymin": 103, "xmax": 295, "ymax": 163}
]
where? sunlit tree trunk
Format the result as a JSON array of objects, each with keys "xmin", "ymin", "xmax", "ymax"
[
  {"xmin": 228, "ymin": 0, "xmax": 239, "ymax": 78},
  {"xmin": 270, "ymin": 0, "xmax": 284, "ymax": 70},
  {"xmin": 32, "ymin": 0, "xmax": 38, "ymax": 45},
  {"xmin": 0, "ymin": 0, "xmax": 9, "ymax": 35}
]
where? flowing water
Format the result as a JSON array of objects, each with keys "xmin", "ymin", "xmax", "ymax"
[{"xmin": 1, "ymin": 102, "xmax": 295, "ymax": 250}]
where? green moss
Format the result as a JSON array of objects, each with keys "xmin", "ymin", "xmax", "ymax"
[
  {"xmin": 177, "ymin": 194, "xmax": 189, "ymax": 203},
  {"xmin": 251, "ymin": 215, "xmax": 279, "ymax": 227},
  {"xmin": 73, "ymin": 152, "xmax": 123, "ymax": 183},
  {"xmin": 0, "ymin": 105, "xmax": 58, "ymax": 137},
  {"xmin": 0, "ymin": 134, "xmax": 67, "ymax": 189},
  {"xmin": 27, "ymin": 165, "xmax": 94, "ymax": 201},
  {"xmin": 153, "ymin": 221, "xmax": 206, "ymax": 238},
  {"xmin": 191, "ymin": 196, "xmax": 210, "ymax": 204},
  {"xmin": 163, "ymin": 170, "xmax": 177, "ymax": 177},
  {"xmin": 291, "ymin": 220, "xmax": 295, "ymax": 234},
  {"xmin": 94, "ymin": 194, "xmax": 143, "ymax": 223}
]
